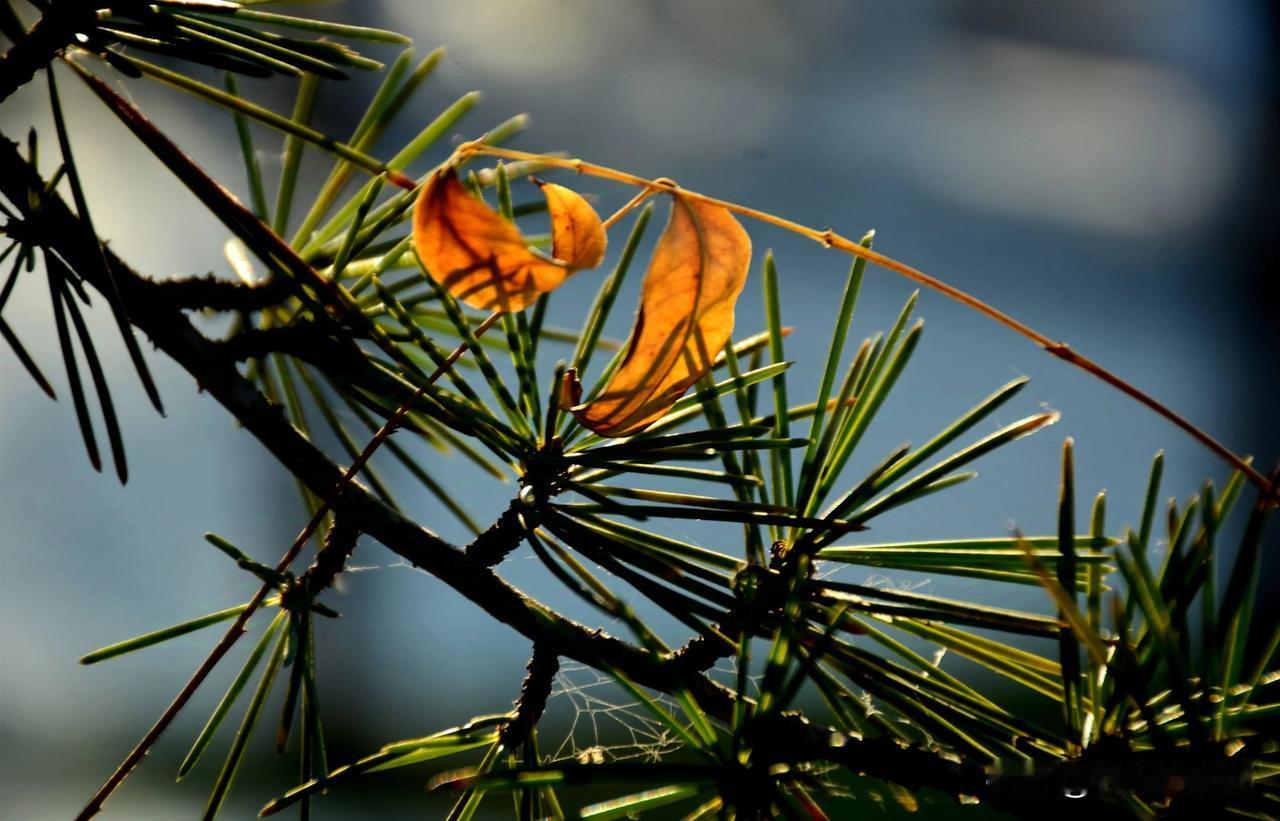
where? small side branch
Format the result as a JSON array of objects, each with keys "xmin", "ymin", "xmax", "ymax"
[
  {"xmin": 500, "ymin": 644, "xmax": 560, "ymax": 749},
  {"xmin": 140, "ymin": 273, "xmax": 292, "ymax": 314},
  {"xmin": 302, "ymin": 516, "xmax": 360, "ymax": 597},
  {"xmin": 466, "ymin": 499, "xmax": 533, "ymax": 567},
  {"xmin": 669, "ymin": 628, "xmax": 736, "ymax": 674}
]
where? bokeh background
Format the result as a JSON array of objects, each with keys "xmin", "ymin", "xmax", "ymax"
[{"xmin": 2, "ymin": 1, "xmax": 1277, "ymax": 818}]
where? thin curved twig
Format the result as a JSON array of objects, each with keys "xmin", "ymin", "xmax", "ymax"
[{"xmin": 459, "ymin": 143, "xmax": 1276, "ymax": 504}]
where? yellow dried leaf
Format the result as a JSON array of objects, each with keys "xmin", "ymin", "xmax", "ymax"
[
  {"xmin": 564, "ymin": 193, "xmax": 751, "ymax": 437},
  {"xmin": 412, "ymin": 168, "xmax": 606, "ymax": 312}
]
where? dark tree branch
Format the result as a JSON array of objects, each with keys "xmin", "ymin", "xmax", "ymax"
[
  {"xmin": 212, "ymin": 322, "xmax": 359, "ymax": 363},
  {"xmin": 466, "ymin": 499, "xmax": 533, "ymax": 567},
  {"xmin": 670, "ymin": 627, "xmax": 736, "ymax": 674},
  {"xmin": 139, "ymin": 273, "xmax": 293, "ymax": 314},
  {"xmin": 0, "ymin": 134, "xmax": 999, "ymax": 812},
  {"xmin": 0, "ymin": 1, "xmax": 92, "ymax": 104},
  {"xmin": 301, "ymin": 516, "xmax": 359, "ymax": 597},
  {"xmin": 499, "ymin": 644, "xmax": 559, "ymax": 749}
]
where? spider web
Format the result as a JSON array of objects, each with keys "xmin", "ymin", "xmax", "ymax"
[
  {"xmin": 541, "ymin": 656, "xmax": 763, "ymax": 766},
  {"xmin": 543, "ymin": 663, "xmax": 687, "ymax": 764}
]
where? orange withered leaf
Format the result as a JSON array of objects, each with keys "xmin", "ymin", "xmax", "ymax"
[
  {"xmin": 564, "ymin": 193, "xmax": 752, "ymax": 437},
  {"xmin": 412, "ymin": 168, "xmax": 606, "ymax": 312}
]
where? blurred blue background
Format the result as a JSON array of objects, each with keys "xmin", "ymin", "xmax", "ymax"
[{"xmin": 2, "ymin": 1, "xmax": 1277, "ymax": 818}]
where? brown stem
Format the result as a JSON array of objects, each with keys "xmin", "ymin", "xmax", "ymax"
[
  {"xmin": 66, "ymin": 61, "xmax": 383, "ymax": 342},
  {"xmin": 74, "ymin": 390, "xmax": 419, "ymax": 820},
  {"xmin": 74, "ymin": 315, "xmax": 500, "ymax": 819},
  {"xmin": 460, "ymin": 144, "xmax": 1277, "ymax": 504}
]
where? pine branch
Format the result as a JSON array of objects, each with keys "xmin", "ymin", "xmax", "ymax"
[{"xmin": 0, "ymin": 131, "xmax": 1001, "ymax": 815}]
